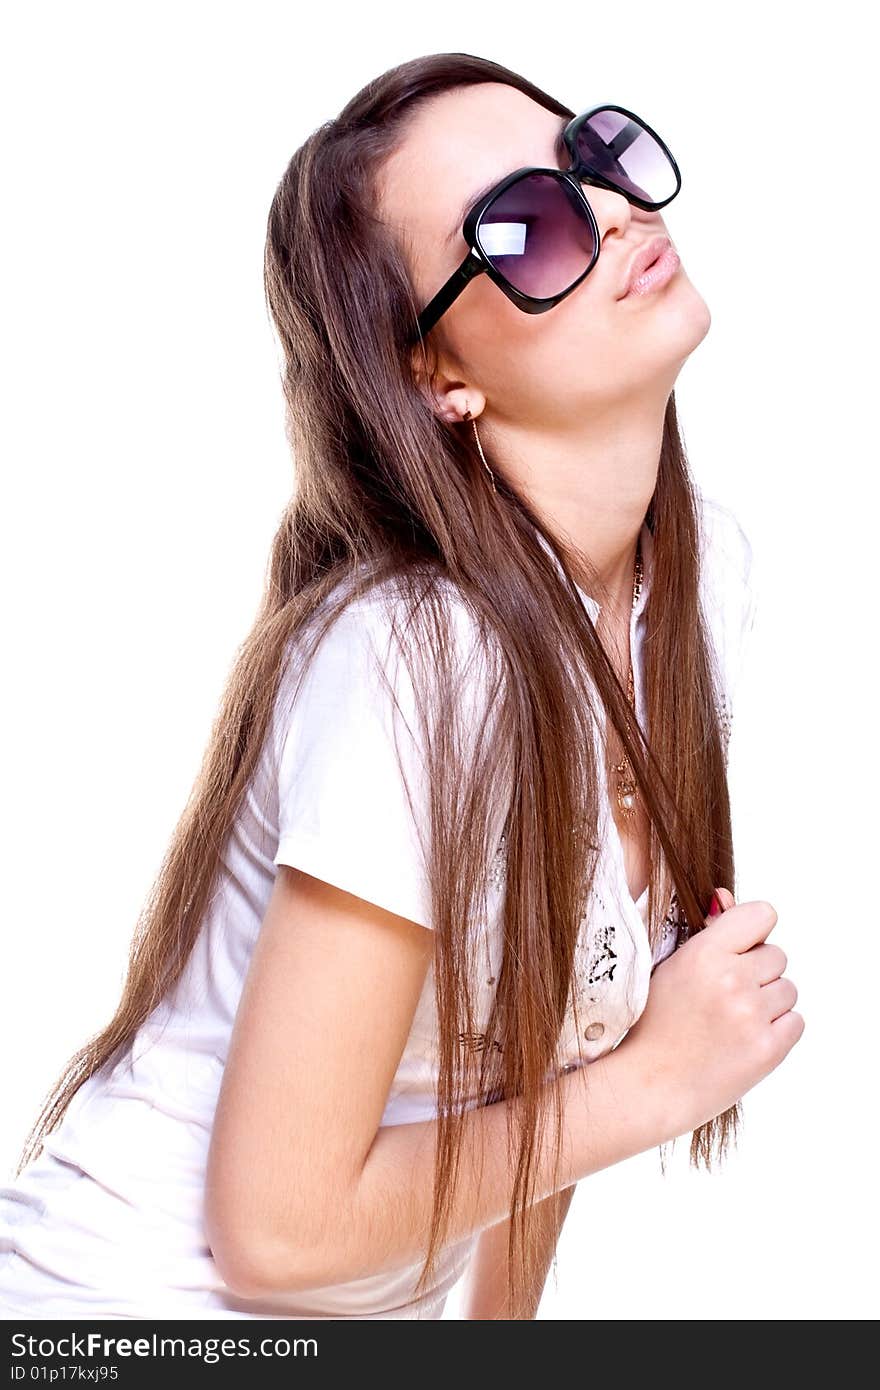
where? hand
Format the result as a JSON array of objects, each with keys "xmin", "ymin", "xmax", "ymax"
[{"xmin": 622, "ymin": 887, "xmax": 805, "ymax": 1134}]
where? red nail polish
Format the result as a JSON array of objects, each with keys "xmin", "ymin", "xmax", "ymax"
[{"xmin": 708, "ymin": 892, "xmax": 722, "ymax": 917}]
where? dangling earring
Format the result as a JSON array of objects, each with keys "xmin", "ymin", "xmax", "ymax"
[{"xmin": 463, "ymin": 406, "xmax": 498, "ymax": 494}]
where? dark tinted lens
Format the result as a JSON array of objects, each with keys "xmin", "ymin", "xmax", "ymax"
[
  {"xmin": 575, "ymin": 109, "xmax": 677, "ymax": 204},
  {"xmin": 475, "ymin": 173, "xmax": 597, "ymax": 298}
]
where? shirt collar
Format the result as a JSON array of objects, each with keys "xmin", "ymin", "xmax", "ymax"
[{"xmin": 535, "ymin": 517, "xmax": 654, "ymax": 623}]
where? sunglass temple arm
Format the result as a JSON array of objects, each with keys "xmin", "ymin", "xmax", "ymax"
[{"xmin": 417, "ymin": 247, "xmax": 485, "ymax": 338}]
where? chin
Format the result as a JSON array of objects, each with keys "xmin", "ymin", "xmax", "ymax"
[
  {"xmin": 648, "ymin": 277, "xmax": 712, "ymax": 370},
  {"xmin": 672, "ymin": 271, "xmax": 712, "ymax": 344}
]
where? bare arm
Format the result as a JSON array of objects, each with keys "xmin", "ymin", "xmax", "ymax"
[
  {"xmin": 205, "ymin": 865, "xmax": 684, "ymax": 1300},
  {"xmin": 458, "ymin": 1184, "xmax": 577, "ymax": 1320}
]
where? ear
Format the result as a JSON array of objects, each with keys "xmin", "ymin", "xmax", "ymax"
[
  {"xmin": 411, "ymin": 342, "xmax": 486, "ymax": 427},
  {"xmin": 432, "ymin": 383, "xmax": 487, "ymax": 426}
]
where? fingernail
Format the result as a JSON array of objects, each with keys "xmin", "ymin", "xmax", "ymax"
[{"xmin": 708, "ymin": 892, "xmax": 722, "ymax": 917}]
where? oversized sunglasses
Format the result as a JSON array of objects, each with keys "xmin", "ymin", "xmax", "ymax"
[{"xmin": 413, "ymin": 104, "xmax": 681, "ymax": 341}]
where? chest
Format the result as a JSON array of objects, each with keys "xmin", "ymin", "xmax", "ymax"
[
  {"xmin": 596, "ymin": 616, "xmax": 652, "ymax": 905},
  {"xmin": 606, "ymin": 763, "xmax": 652, "ymax": 905}
]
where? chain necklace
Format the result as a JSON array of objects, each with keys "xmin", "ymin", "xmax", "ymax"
[{"xmin": 611, "ymin": 538, "xmax": 644, "ymax": 822}]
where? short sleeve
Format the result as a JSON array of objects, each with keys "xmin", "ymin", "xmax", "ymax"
[
  {"xmin": 270, "ymin": 595, "xmax": 436, "ymax": 930},
  {"xmin": 699, "ymin": 495, "xmax": 760, "ymax": 712}
]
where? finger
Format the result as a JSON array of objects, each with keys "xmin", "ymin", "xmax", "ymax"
[
  {"xmin": 743, "ymin": 941, "xmax": 788, "ymax": 985},
  {"xmin": 771, "ymin": 1009, "xmax": 806, "ymax": 1047},
  {"xmin": 761, "ymin": 976, "xmax": 798, "ymax": 1022},
  {"xmin": 704, "ymin": 885, "xmax": 735, "ymax": 925},
  {"xmin": 710, "ymin": 899, "xmax": 778, "ymax": 952}
]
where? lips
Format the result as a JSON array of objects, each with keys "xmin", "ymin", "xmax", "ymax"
[{"xmin": 619, "ymin": 234, "xmax": 672, "ymax": 298}]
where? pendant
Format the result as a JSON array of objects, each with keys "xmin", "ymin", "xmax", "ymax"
[
  {"xmin": 616, "ymin": 774, "xmax": 638, "ymax": 819},
  {"xmin": 610, "ymin": 540, "xmax": 642, "ymax": 825}
]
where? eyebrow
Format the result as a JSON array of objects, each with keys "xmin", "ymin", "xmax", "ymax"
[{"xmin": 445, "ymin": 123, "xmax": 569, "ymax": 246}]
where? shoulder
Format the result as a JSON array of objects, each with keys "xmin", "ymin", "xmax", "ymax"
[
  {"xmin": 273, "ymin": 570, "xmax": 496, "ymax": 747},
  {"xmin": 696, "ymin": 493, "xmax": 760, "ymax": 701},
  {"xmin": 697, "ymin": 493, "xmax": 757, "ymax": 617},
  {"xmin": 268, "ymin": 571, "xmax": 499, "ymax": 933},
  {"xmin": 294, "ymin": 571, "xmax": 489, "ymax": 683},
  {"xmin": 698, "ymin": 494, "xmax": 755, "ymax": 593}
]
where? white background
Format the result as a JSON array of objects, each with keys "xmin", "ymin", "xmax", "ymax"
[{"xmin": 2, "ymin": 1, "xmax": 876, "ymax": 1321}]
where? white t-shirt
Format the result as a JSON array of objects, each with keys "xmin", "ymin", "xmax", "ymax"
[{"xmin": 0, "ymin": 496, "xmax": 757, "ymax": 1321}]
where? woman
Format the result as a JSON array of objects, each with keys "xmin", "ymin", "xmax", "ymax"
[{"xmin": 0, "ymin": 52, "xmax": 803, "ymax": 1321}]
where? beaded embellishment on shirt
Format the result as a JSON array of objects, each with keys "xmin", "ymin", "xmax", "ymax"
[
  {"xmin": 718, "ymin": 693, "xmax": 733, "ymax": 768},
  {"xmin": 487, "ymin": 831, "xmax": 508, "ymax": 893},
  {"xmin": 576, "ymin": 910, "xmax": 618, "ymax": 988},
  {"xmin": 458, "ymin": 1029, "xmax": 503, "ymax": 1054},
  {"xmin": 656, "ymin": 887, "xmax": 683, "ymax": 955}
]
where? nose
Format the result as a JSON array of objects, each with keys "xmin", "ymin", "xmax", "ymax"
[{"xmin": 578, "ymin": 179, "xmax": 634, "ymax": 242}]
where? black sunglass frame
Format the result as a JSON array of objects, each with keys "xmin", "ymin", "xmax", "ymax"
[{"xmin": 413, "ymin": 103, "xmax": 681, "ymax": 342}]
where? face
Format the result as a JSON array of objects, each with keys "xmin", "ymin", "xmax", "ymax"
[{"xmin": 377, "ymin": 82, "xmax": 711, "ymax": 430}]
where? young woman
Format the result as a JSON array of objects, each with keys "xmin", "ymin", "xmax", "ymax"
[{"xmin": 0, "ymin": 52, "xmax": 803, "ymax": 1322}]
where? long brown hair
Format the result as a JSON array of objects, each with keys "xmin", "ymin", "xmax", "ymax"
[{"xmin": 17, "ymin": 52, "xmax": 739, "ymax": 1318}]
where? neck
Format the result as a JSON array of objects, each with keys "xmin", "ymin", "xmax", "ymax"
[{"xmin": 487, "ymin": 391, "xmax": 665, "ymax": 628}]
